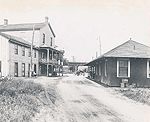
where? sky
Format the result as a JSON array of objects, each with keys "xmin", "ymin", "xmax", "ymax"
[{"xmin": 0, "ymin": 0, "xmax": 150, "ymax": 62}]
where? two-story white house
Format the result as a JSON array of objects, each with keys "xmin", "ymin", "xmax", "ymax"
[{"xmin": 0, "ymin": 17, "xmax": 64, "ymax": 77}]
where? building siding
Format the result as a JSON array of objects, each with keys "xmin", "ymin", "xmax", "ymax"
[
  {"xmin": 3, "ymin": 30, "xmax": 40, "ymax": 47},
  {"xmin": 130, "ymin": 59, "xmax": 150, "ymax": 87},
  {"xmin": 40, "ymin": 25, "xmax": 55, "ymax": 47},
  {"xmin": 9, "ymin": 42, "xmax": 39, "ymax": 77},
  {"xmin": 0, "ymin": 36, "xmax": 9, "ymax": 76},
  {"xmin": 91, "ymin": 58, "xmax": 150, "ymax": 87}
]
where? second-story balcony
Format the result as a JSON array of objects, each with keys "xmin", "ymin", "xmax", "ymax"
[{"xmin": 39, "ymin": 58, "xmax": 58, "ymax": 65}]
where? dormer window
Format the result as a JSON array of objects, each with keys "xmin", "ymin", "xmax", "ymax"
[{"xmin": 43, "ymin": 33, "xmax": 45, "ymax": 43}]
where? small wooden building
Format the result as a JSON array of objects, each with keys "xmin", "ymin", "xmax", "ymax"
[{"xmin": 85, "ymin": 39, "xmax": 150, "ymax": 87}]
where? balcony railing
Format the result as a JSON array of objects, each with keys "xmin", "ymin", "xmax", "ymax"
[
  {"xmin": 39, "ymin": 58, "xmax": 58, "ymax": 65},
  {"xmin": 39, "ymin": 58, "xmax": 47, "ymax": 63},
  {"xmin": 49, "ymin": 59, "xmax": 58, "ymax": 64}
]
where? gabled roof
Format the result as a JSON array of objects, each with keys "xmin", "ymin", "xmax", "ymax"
[
  {"xmin": 0, "ymin": 32, "xmax": 38, "ymax": 49},
  {"xmin": 85, "ymin": 40, "xmax": 150, "ymax": 65},
  {"xmin": 0, "ymin": 22, "xmax": 56, "ymax": 37},
  {"xmin": 104, "ymin": 40, "xmax": 150, "ymax": 58}
]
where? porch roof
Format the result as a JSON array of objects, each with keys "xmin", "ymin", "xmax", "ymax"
[{"xmin": 40, "ymin": 44, "xmax": 64, "ymax": 54}]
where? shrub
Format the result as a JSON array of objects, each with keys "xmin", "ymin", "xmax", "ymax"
[{"xmin": 0, "ymin": 78, "xmax": 46, "ymax": 122}]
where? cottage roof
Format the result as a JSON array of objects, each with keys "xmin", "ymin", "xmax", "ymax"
[
  {"xmin": 0, "ymin": 32, "xmax": 38, "ymax": 48},
  {"xmin": 104, "ymin": 40, "xmax": 150, "ymax": 58},
  {"xmin": 0, "ymin": 22, "xmax": 56, "ymax": 37},
  {"xmin": 85, "ymin": 40, "xmax": 150, "ymax": 65}
]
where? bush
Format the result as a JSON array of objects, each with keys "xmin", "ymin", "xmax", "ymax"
[{"xmin": 0, "ymin": 78, "xmax": 46, "ymax": 122}]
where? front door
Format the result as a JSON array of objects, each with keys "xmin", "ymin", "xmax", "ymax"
[{"xmin": 40, "ymin": 64, "xmax": 47, "ymax": 76}]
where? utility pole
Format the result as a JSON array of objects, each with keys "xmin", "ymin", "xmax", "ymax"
[
  {"xmin": 72, "ymin": 56, "xmax": 75, "ymax": 62},
  {"xmin": 96, "ymin": 52, "xmax": 98, "ymax": 58},
  {"xmin": 98, "ymin": 36, "xmax": 101, "ymax": 56},
  {"xmin": 30, "ymin": 25, "xmax": 35, "ymax": 77}
]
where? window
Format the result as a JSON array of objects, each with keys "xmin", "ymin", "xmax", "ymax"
[
  {"xmin": 0, "ymin": 61, "xmax": 1, "ymax": 72},
  {"xmin": 50, "ymin": 37, "xmax": 52, "ymax": 46},
  {"xmin": 34, "ymin": 50, "xmax": 36, "ymax": 58},
  {"xmin": 14, "ymin": 44, "xmax": 18, "ymax": 54},
  {"xmin": 117, "ymin": 60, "xmax": 130, "ymax": 77},
  {"xmin": 93, "ymin": 66, "xmax": 95, "ymax": 74},
  {"xmin": 147, "ymin": 60, "xmax": 150, "ymax": 78},
  {"xmin": 22, "ymin": 46, "xmax": 25, "ymax": 56},
  {"xmin": 105, "ymin": 60, "xmax": 107, "ymax": 76},
  {"xmin": 41, "ymin": 52, "xmax": 44, "ymax": 59},
  {"xmin": 22, "ymin": 63, "xmax": 25, "ymax": 77},
  {"xmin": 99, "ymin": 62, "xmax": 101, "ymax": 76},
  {"xmin": 28, "ymin": 64, "xmax": 30, "ymax": 77},
  {"xmin": 43, "ymin": 33, "xmax": 45, "ymax": 43},
  {"xmin": 28, "ymin": 48, "xmax": 31, "ymax": 57},
  {"xmin": 34, "ymin": 64, "xmax": 36, "ymax": 73},
  {"xmin": 14, "ymin": 62, "xmax": 18, "ymax": 77},
  {"xmin": 96, "ymin": 63, "xmax": 98, "ymax": 75}
]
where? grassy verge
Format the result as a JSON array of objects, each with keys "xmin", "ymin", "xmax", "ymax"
[
  {"xmin": 114, "ymin": 88, "xmax": 150, "ymax": 106},
  {"xmin": 0, "ymin": 78, "xmax": 51, "ymax": 122}
]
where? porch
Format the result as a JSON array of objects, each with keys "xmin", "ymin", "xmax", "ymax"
[{"xmin": 39, "ymin": 45, "xmax": 64, "ymax": 76}]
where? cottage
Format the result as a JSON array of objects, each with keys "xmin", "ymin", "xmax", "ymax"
[
  {"xmin": 0, "ymin": 17, "xmax": 64, "ymax": 77},
  {"xmin": 85, "ymin": 39, "xmax": 150, "ymax": 87}
]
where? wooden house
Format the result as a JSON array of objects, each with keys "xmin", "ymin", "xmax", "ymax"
[{"xmin": 85, "ymin": 39, "xmax": 150, "ymax": 87}]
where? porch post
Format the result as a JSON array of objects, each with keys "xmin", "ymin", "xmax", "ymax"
[
  {"xmin": 47, "ymin": 49, "xmax": 49, "ymax": 76},
  {"xmin": 47, "ymin": 49, "xmax": 49, "ymax": 63},
  {"xmin": 52, "ymin": 50, "xmax": 54, "ymax": 60},
  {"xmin": 47, "ymin": 64, "xmax": 49, "ymax": 76}
]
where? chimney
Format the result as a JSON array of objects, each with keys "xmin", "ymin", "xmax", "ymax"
[
  {"xmin": 45, "ymin": 16, "xmax": 49, "ymax": 23},
  {"xmin": 4, "ymin": 19, "xmax": 8, "ymax": 25}
]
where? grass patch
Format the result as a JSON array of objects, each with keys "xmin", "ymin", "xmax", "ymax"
[
  {"xmin": 115, "ymin": 88, "xmax": 150, "ymax": 105},
  {"xmin": 0, "ymin": 78, "xmax": 49, "ymax": 122}
]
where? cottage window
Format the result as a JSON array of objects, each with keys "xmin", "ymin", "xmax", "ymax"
[
  {"xmin": 28, "ymin": 49, "xmax": 31, "ymax": 57},
  {"xmin": 99, "ymin": 62, "xmax": 101, "ymax": 76},
  {"xmin": 147, "ymin": 60, "xmax": 150, "ymax": 78},
  {"xmin": 105, "ymin": 60, "xmax": 107, "ymax": 76},
  {"xmin": 14, "ymin": 44, "xmax": 18, "ymax": 54},
  {"xmin": 117, "ymin": 60, "xmax": 130, "ymax": 77},
  {"xmin": 96, "ymin": 63, "xmax": 99, "ymax": 75},
  {"xmin": 22, "ymin": 46, "xmax": 25, "ymax": 56},
  {"xmin": 93, "ymin": 66, "xmax": 95, "ymax": 74},
  {"xmin": 43, "ymin": 33, "xmax": 45, "ymax": 43}
]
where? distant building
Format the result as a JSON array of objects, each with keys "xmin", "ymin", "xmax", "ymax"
[
  {"xmin": 68, "ymin": 62, "xmax": 87, "ymax": 72},
  {"xmin": 0, "ymin": 17, "xmax": 64, "ymax": 77},
  {"xmin": 85, "ymin": 39, "xmax": 150, "ymax": 87}
]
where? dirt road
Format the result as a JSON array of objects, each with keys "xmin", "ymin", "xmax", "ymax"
[{"xmin": 33, "ymin": 74, "xmax": 150, "ymax": 122}]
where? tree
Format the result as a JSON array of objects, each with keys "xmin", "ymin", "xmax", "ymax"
[{"xmin": 63, "ymin": 58, "xmax": 69, "ymax": 66}]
